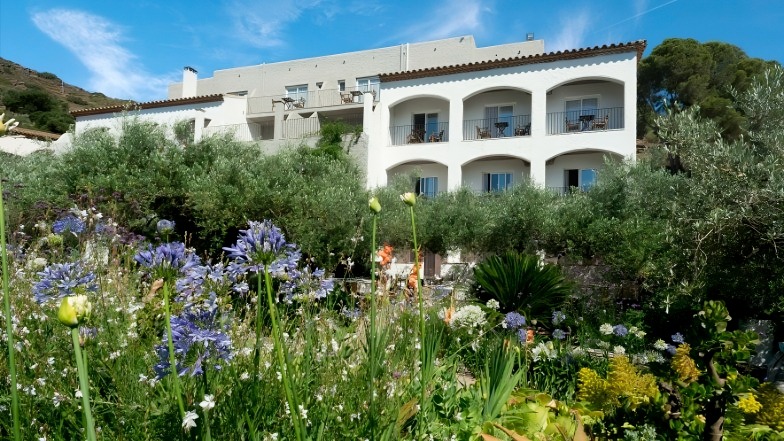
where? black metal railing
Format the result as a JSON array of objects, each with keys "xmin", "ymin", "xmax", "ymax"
[
  {"xmin": 390, "ymin": 122, "xmax": 449, "ymax": 146},
  {"xmin": 547, "ymin": 185, "xmax": 595, "ymax": 196},
  {"xmin": 463, "ymin": 114, "xmax": 531, "ymax": 140},
  {"xmin": 546, "ymin": 106, "xmax": 624, "ymax": 135}
]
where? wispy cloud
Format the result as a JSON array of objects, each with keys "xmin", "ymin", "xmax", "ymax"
[
  {"xmin": 384, "ymin": 0, "xmax": 486, "ymax": 44},
  {"xmin": 596, "ymin": 0, "xmax": 679, "ymax": 33},
  {"xmin": 31, "ymin": 9, "xmax": 173, "ymax": 101},
  {"xmin": 549, "ymin": 10, "xmax": 591, "ymax": 52},
  {"xmin": 227, "ymin": 0, "xmax": 323, "ymax": 48}
]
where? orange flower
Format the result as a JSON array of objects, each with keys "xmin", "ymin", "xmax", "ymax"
[
  {"xmin": 377, "ymin": 244, "xmax": 394, "ymax": 267},
  {"xmin": 443, "ymin": 305, "xmax": 455, "ymax": 325},
  {"xmin": 526, "ymin": 329, "xmax": 535, "ymax": 344}
]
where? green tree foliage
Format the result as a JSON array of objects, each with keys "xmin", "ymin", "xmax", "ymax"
[
  {"xmin": 1, "ymin": 86, "xmax": 74, "ymax": 133},
  {"xmin": 638, "ymin": 38, "xmax": 776, "ymax": 140}
]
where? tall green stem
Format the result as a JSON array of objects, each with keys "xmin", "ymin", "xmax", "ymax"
[
  {"xmin": 202, "ymin": 371, "xmax": 213, "ymax": 441},
  {"xmin": 254, "ymin": 274, "xmax": 263, "ymax": 380},
  {"xmin": 409, "ymin": 205, "xmax": 427, "ymax": 438},
  {"xmin": 163, "ymin": 283, "xmax": 185, "ymax": 419},
  {"xmin": 368, "ymin": 214, "xmax": 378, "ymax": 439},
  {"xmin": 0, "ymin": 180, "xmax": 21, "ymax": 441},
  {"xmin": 263, "ymin": 269, "xmax": 306, "ymax": 440},
  {"xmin": 71, "ymin": 328, "xmax": 97, "ymax": 441}
]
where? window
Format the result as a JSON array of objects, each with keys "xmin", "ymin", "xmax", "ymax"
[
  {"xmin": 285, "ymin": 84, "xmax": 308, "ymax": 101},
  {"xmin": 413, "ymin": 113, "xmax": 439, "ymax": 142},
  {"xmin": 338, "ymin": 80, "xmax": 346, "ymax": 92},
  {"xmin": 564, "ymin": 169, "xmax": 597, "ymax": 191},
  {"xmin": 565, "ymin": 97, "xmax": 598, "ymax": 118},
  {"xmin": 356, "ymin": 76, "xmax": 380, "ymax": 97},
  {"xmin": 485, "ymin": 105, "xmax": 513, "ymax": 137},
  {"xmin": 415, "ymin": 177, "xmax": 438, "ymax": 198},
  {"xmin": 483, "ymin": 173, "xmax": 513, "ymax": 192}
]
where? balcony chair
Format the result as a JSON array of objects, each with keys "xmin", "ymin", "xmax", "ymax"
[
  {"xmin": 476, "ymin": 126, "xmax": 491, "ymax": 139},
  {"xmin": 292, "ymin": 97, "xmax": 306, "ymax": 108},
  {"xmin": 514, "ymin": 123, "xmax": 531, "ymax": 136},
  {"xmin": 429, "ymin": 130, "xmax": 444, "ymax": 142},
  {"xmin": 592, "ymin": 115, "xmax": 609, "ymax": 130},
  {"xmin": 565, "ymin": 117, "xmax": 580, "ymax": 132}
]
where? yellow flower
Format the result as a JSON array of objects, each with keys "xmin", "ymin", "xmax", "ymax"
[
  {"xmin": 399, "ymin": 192, "xmax": 417, "ymax": 207},
  {"xmin": 671, "ymin": 344, "xmax": 701, "ymax": 384},
  {"xmin": 737, "ymin": 393, "xmax": 762, "ymax": 414},
  {"xmin": 0, "ymin": 113, "xmax": 20, "ymax": 136},
  {"xmin": 577, "ymin": 356, "xmax": 658, "ymax": 412}
]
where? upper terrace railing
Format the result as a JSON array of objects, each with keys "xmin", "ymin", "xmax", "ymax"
[
  {"xmin": 463, "ymin": 115, "xmax": 531, "ymax": 141},
  {"xmin": 247, "ymin": 86, "xmax": 379, "ymax": 114},
  {"xmin": 546, "ymin": 107, "xmax": 624, "ymax": 135}
]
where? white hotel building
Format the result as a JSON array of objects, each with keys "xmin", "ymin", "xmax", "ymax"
[{"xmin": 71, "ymin": 35, "xmax": 646, "ymax": 195}]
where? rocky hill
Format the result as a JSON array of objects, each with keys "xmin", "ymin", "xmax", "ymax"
[{"xmin": 0, "ymin": 57, "xmax": 128, "ymax": 133}]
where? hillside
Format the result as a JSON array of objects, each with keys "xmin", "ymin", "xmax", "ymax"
[{"xmin": 0, "ymin": 57, "xmax": 128, "ymax": 133}]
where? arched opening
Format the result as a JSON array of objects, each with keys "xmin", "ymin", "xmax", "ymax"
[
  {"xmin": 545, "ymin": 150, "xmax": 623, "ymax": 194},
  {"xmin": 463, "ymin": 88, "xmax": 532, "ymax": 140},
  {"xmin": 389, "ymin": 96, "xmax": 450, "ymax": 145},
  {"xmin": 546, "ymin": 78, "xmax": 624, "ymax": 135},
  {"xmin": 387, "ymin": 161, "xmax": 449, "ymax": 197},
  {"xmin": 461, "ymin": 155, "xmax": 530, "ymax": 193}
]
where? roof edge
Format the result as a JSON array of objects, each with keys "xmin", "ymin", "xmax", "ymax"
[
  {"xmin": 380, "ymin": 40, "xmax": 647, "ymax": 82},
  {"xmin": 71, "ymin": 94, "xmax": 224, "ymax": 117}
]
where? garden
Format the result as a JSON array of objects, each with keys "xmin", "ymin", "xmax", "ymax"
[{"xmin": 1, "ymin": 67, "xmax": 784, "ymax": 440}]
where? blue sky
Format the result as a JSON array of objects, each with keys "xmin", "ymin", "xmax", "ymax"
[{"xmin": 1, "ymin": 0, "xmax": 782, "ymax": 102}]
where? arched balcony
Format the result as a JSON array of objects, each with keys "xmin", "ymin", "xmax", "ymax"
[
  {"xmin": 545, "ymin": 150, "xmax": 623, "ymax": 195},
  {"xmin": 387, "ymin": 161, "xmax": 449, "ymax": 197},
  {"xmin": 463, "ymin": 89, "xmax": 532, "ymax": 140},
  {"xmin": 462, "ymin": 156, "xmax": 530, "ymax": 193},
  {"xmin": 546, "ymin": 79, "xmax": 625, "ymax": 135},
  {"xmin": 389, "ymin": 97, "xmax": 450, "ymax": 146}
]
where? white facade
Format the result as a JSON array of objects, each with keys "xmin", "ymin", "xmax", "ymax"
[
  {"xmin": 364, "ymin": 46, "xmax": 642, "ymax": 192},
  {"xmin": 70, "ymin": 36, "xmax": 645, "ymax": 195}
]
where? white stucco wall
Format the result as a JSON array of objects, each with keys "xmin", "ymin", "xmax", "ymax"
[{"xmin": 365, "ymin": 49, "xmax": 639, "ymax": 190}]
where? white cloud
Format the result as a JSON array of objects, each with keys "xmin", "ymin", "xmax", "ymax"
[
  {"xmin": 31, "ymin": 9, "xmax": 172, "ymax": 101},
  {"xmin": 548, "ymin": 10, "xmax": 591, "ymax": 52},
  {"xmin": 385, "ymin": 0, "xmax": 485, "ymax": 44},
  {"xmin": 228, "ymin": 0, "xmax": 323, "ymax": 48}
]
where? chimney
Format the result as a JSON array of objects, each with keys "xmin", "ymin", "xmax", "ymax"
[{"xmin": 182, "ymin": 66, "xmax": 198, "ymax": 98}]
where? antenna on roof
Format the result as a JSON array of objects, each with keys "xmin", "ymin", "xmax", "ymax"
[{"xmin": 526, "ymin": 33, "xmax": 535, "ymax": 41}]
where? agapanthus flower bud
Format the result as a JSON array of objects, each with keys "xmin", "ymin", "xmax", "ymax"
[
  {"xmin": 58, "ymin": 295, "xmax": 91, "ymax": 328},
  {"xmin": 399, "ymin": 192, "xmax": 417, "ymax": 207},
  {"xmin": 368, "ymin": 196, "xmax": 381, "ymax": 214},
  {"xmin": 157, "ymin": 219, "xmax": 176, "ymax": 235}
]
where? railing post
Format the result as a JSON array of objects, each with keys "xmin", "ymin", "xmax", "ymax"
[{"xmin": 273, "ymin": 100, "xmax": 284, "ymax": 139}]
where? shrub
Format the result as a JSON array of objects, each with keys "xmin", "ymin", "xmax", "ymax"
[{"xmin": 471, "ymin": 251, "xmax": 572, "ymax": 318}]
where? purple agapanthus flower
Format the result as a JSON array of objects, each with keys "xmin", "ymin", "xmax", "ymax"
[
  {"xmin": 552, "ymin": 329, "xmax": 567, "ymax": 340},
  {"xmin": 504, "ymin": 311, "xmax": 527, "ymax": 330},
  {"xmin": 174, "ymin": 261, "xmax": 234, "ymax": 306},
  {"xmin": 280, "ymin": 266, "xmax": 335, "ymax": 303},
  {"xmin": 134, "ymin": 242, "xmax": 201, "ymax": 283},
  {"xmin": 671, "ymin": 332, "xmax": 685, "ymax": 344},
  {"xmin": 552, "ymin": 310, "xmax": 566, "ymax": 326},
  {"xmin": 154, "ymin": 299, "xmax": 233, "ymax": 379},
  {"xmin": 223, "ymin": 220, "xmax": 301, "ymax": 277},
  {"xmin": 613, "ymin": 324, "xmax": 629, "ymax": 337},
  {"xmin": 52, "ymin": 215, "xmax": 85, "ymax": 235},
  {"xmin": 33, "ymin": 261, "xmax": 98, "ymax": 304}
]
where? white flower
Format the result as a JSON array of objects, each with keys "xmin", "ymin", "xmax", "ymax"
[
  {"xmin": 75, "ymin": 389, "xmax": 82, "ymax": 398},
  {"xmin": 635, "ymin": 330, "xmax": 647, "ymax": 338},
  {"xmin": 531, "ymin": 341, "xmax": 557, "ymax": 362},
  {"xmin": 450, "ymin": 305, "xmax": 487, "ymax": 329},
  {"xmin": 653, "ymin": 339, "xmax": 668, "ymax": 351},
  {"xmin": 240, "ymin": 372, "xmax": 250, "ymax": 381},
  {"xmin": 613, "ymin": 345, "xmax": 626, "ymax": 355},
  {"xmin": 599, "ymin": 323, "xmax": 614, "ymax": 335},
  {"xmin": 182, "ymin": 410, "xmax": 198, "ymax": 432},
  {"xmin": 199, "ymin": 394, "xmax": 215, "ymax": 411},
  {"xmin": 486, "ymin": 299, "xmax": 500, "ymax": 310}
]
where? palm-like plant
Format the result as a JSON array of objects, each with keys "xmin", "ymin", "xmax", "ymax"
[{"xmin": 472, "ymin": 251, "xmax": 572, "ymax": 318}]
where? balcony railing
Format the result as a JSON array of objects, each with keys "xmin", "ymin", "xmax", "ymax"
[
  {"xmin": 547, "ymin": 106, "xmax": 624, "ymax": 135},
  {"xmin": 547, "ymin": 186, "xmax": 594, "ymax": 196},
  {"xmin": 283, "ymin": 115, "xmax": 363, "ymax": 139},
  {"xmin": 391, "ymin": 122, "xmax": 449, "ymax": 146},
  {"xmin": 247, "ymin": 86, "xmax": 379, "ymax": 114},
  {"xmin": 463, "ymin": 115, "xmax": 531, "ymax": 140}
]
